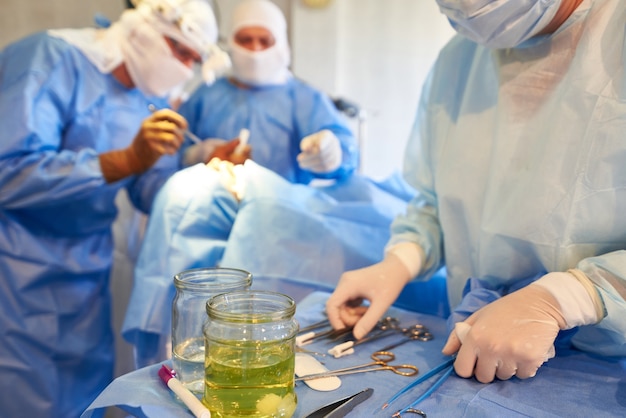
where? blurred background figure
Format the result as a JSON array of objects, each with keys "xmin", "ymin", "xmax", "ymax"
[
  {"xmin": 0, "ymin": 1, "xmax": 219, "ymax": 416},
  {"xmin": 179, "ymin": 0, "xmax": 359, "ymax": 183}
]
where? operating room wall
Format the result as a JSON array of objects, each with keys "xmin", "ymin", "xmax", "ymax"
[
  {"xmin": 290, "ymin": 0, "xmax": 455, "ymax": 180},
  {"xmin": 0, "ymin": 0, "xmax": 126, "ymax": 47}
]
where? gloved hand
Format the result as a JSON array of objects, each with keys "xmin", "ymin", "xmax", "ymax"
[
  {"xmin": 297, "ymin": 130, "xmax": 342, "ymax": 173},
  {"xmin": 99, "ymin": 108, "xmax": 186, "ymax": 182},
  {"xmin": 184, "ymin": 138, "xmax": 251, "ymax": 166},
  {"xmin": 183, "ymin": 138, "xmax": 225, "ymax": 166},
  {"xmin": 212, "ymin": 137, "xmax": 251, "ymax": 165},
  {"xmin": 442, "ymin": 270, "xmax": 603, "ymax": 383},
  {"xmin": 326, "ymin": 243, "xmax": 424, "ymax": 339}
]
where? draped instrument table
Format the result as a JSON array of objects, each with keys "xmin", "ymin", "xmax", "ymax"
[{"xmin": 83, "ymin": 292, "xmax": 626, "ymax": 418}]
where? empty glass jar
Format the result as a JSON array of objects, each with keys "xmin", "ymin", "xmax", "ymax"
[
  {"xmin": 172, "ymin": 267, "xmax": 252, "ymax": 393},
  {"xmin": 202, "ymin": 290, "xmax": 299, "ymax": 418}
]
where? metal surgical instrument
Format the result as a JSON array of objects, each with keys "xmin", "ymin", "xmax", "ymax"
[
  {"xmin": 147, "ymin": 104, "xmax": 202, "ymax": 144},
  {"xmin": 303, "ymin": 388, "xmax": 374, "ymax": 418},
  {"xmin": 378, "ymin": 325, "xmax": 434, "ymax": 351},
  {"xmin": 295, "ymin": 351, "xmax": 418, "ymax": 381},
  {"xmin": 394, "ymin": 408, "xmax": 427, "ymax": 417},
  {"xmin": 299, "ymin": 317, "xmax": 407, "ymax": 349},
  {"xmin": 298, "ymin": 318, "xmax": 331, "ymax": 334},
  {"xmin": 328, "ymin": 322, "xmax": 433, "ymax": 358},
  {"xmin": 297, "ymin": 325, "xmax": 354, "ymax": 346}
]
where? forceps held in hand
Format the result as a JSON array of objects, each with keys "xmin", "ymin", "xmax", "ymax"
[
  {"xmin": 148, "ymin": 104, "xmax": 202, "ymax": 144},
  {"xmin": 295, "ymin": 351, "xmax": 418, "ymax": 381}
]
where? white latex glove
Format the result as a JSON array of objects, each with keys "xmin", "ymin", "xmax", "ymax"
[
  {"xmin": 442, "ymin": 271, "xmax": 602, "ymax": 383},
  {"xmin": 297, "ymin": 130, "xmax": 342, "ymax": 173},
  {"xmin": 183, "ymin": 138, "xmax": 226, "ymax": 167},
  {"xmin": 326, "ymin": 244, "xmax": 423, "ymax": 339}
]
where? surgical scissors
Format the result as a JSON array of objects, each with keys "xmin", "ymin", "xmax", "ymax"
[
  {"xmin": 295, "ymin": 351, "xmax": 418, "ymax": 381},
  {"xmin": 328, "ymin": 321, "xmax": 433, "ymax": 358},
  {"xmin": 379, "ymin": 325, "xmax": 433, "ymax": 351}
]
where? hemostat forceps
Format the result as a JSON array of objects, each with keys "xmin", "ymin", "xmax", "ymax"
[
  {"xmin": 296, "ymin": 325, "xmax": 354, "ymax": 346},
  {"xmin": 328, "ymin": 321, "xmax": 433, "ymax": 358},
  {"xmin": 295, "ymin": 351, "xmax": 418, "ymax": 381},
  {"xmin": 379, "ymin": 324, "xmax": 434, "ymax": 351},
  {"xmin": 147, "ymin": 104, "xmax": 202, "ymax": 144}
]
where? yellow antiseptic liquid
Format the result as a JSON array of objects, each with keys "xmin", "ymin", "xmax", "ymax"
[{"xmin": 202, "ymin": 338, "xmax": 296, "ymax": 418}]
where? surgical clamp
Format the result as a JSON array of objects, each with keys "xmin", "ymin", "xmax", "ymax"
[{"xmin": 295, "ymin": 351, "xmax": 418, "ymax": 381}]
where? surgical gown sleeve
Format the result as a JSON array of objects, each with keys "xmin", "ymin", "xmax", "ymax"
[
  {"xmin": 574, "ymin": 253, "xmax": 626, "ymax": 356},
  {"xmin": 0, "ymin": 34, "xmax": 177, "ymax": 217},
  {"xmin": 0, "ymin": 38, "xmax": 110, "ymax": 209},
  {"xmin": 386, "ymin": 68, "xmax": 445, "ymax": 280}
]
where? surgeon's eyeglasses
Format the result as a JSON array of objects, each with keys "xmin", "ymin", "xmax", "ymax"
[{"xmin": 165, "ymin": 37, "xmax": 202, "ymax": 68}]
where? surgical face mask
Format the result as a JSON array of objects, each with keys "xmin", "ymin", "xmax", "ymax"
[
  {"xmin": 229, "ymin": 42, "xmax": 289, "ymax": 86},
  {"xmin": 120, "ymin": 21, "xmax": 194, "ymax": 97},
  {"xmin": 437, "ymin": 0, "xmax": 562, "ymax": 48}
]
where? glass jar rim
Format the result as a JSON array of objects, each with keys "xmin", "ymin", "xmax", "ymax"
[
  {"xmin": 173, "ymin": 267, "xmax": 252, "ymax": 292},
  {"xmin": 206, "ymin": 290, "xmax": 296, "ymax": 322}
]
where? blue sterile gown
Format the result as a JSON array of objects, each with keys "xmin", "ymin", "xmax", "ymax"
[
  {"xmin": 178, "ymin": 76, "xmax": 359, "ymax": 184},
  {"xmin": 0, "ymin": 32, "xmax": 179, "ymax": 417},
  {"xmin": 389, "ymin": 0, "xmax": 626, "ymax": 356}
]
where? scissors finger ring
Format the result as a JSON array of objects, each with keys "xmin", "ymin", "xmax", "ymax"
[{"xmin": 393, "ymin": 408, "xmax": 428, "ymax": 417}]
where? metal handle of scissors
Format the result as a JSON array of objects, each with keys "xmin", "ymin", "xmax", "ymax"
[
  {"xmin": 297, "ymin": 325, "xmax": 354, "ymax": 346},
  {"xmin": 295, "ymin": 351, "xmax": 419, "ymax": 381},
  {"xmin": 298, "ymin": 318, "xmax": 331, "ymax": 334},
  {"xmin": 379, "ymin": 330, "xmax": 434, "ymax": 351},
  {"xmin": 325, "ymin": 317, "xmax": 397, "ymax": 343}
]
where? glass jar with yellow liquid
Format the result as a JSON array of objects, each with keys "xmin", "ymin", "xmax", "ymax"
[
  {"xmin": 203, "ymin": 290, "xmax": 299, "ymax": 418},
  {"xmin": 172, "ymin": 267, "xmax": 252, "ymax": 394}
]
